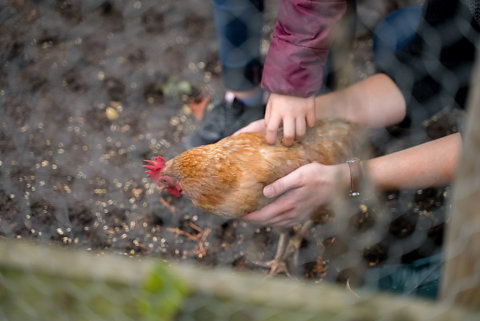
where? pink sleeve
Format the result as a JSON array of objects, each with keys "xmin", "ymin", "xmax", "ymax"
[{"xmin": 261, "ymin": 0, "xmax": 347, "ymax": 97}]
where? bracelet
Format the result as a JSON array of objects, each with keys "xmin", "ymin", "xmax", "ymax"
[{"xmin": 346, "ymin": 157, "xmax": 361, "ymax": 197}]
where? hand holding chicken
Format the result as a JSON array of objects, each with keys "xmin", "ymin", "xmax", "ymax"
[
  {"xmin": 144, "ymin": 119, "xmax": 361, "ymax": 275},
  {"xmin": 145, "ymin": 119, "xmax": 358, "ymax": 217},
  {"xmin": 242, "ymin": 162, "xmax": 348, "ymax": 228}
]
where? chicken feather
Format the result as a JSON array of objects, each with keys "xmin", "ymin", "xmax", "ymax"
[{"xmin": 145, "ymin": 119, "xmax": 360, "ymax": 218}]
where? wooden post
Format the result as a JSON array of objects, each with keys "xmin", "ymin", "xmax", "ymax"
[{"xmin": 440, "ymin": 57, "xmax": 480, "ymax": 308}]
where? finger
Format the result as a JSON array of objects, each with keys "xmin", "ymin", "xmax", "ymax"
[
  {"xmin": 306, "ymin": 104, "xmax": 316, "ymax": 127},
  {"xmin": 242, "ymin": 201, "xmax": 292, "ymax": 224},
  {"xmin": 266, "ymin": 216, "xmax": 290, "ymax": 227},
  {"xmin": 248, "ymin": 119, "xmax": 266, "ymax": 133},
  {"xmin": 295, "ymin": 117, "xmax": 306, "ymax": 140},
  {"xmin": 241, "ymin": 210, "xmax": 264, "ymax": 224},
  {"xmin": 265, "ymin": 115, "xmax": 281, "ymax": 145},
  {"xmin": 272, "ymin": 218, "xmax": 299, "ymax": 228},
  {"xmin": 264, "ymin": 173, "xmax": 301, "ymax": 198},
  {"xmin": 233, "ymin": 127, "xmax": 247, "ymax": 135},
  {"xmin": 281, "ymin": 117, "xmax": 295, "ymax": 146},
  {"xmin": 266, "ymin": 211, "xmax": 298, "ymax": 227},
  {"xmin": 233, "ymin": 119, "xmax": 265, "ymax": 135},
  {"xmin": 264, "ymin": 99, "xmax": 272, "ymax": 124}
]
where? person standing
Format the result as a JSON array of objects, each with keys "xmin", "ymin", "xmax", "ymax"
[{"xmin": 186, "ymin": 0, "xmax": 356, "ymax": 148}]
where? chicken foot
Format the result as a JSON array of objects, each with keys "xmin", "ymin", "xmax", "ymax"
[
  {"xmin": 283, "ymin": 219, "xmax": 314, "ymax": 267},
  {"xmin": 254, "ymin": 220, "xmax": 314, "ymax": 276},
  {"xmin": 254, "ymin": 231, "xmax": 291, "ymax": 276}
]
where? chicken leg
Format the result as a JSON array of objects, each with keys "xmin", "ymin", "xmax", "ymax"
[
  {"xmin": 283, "ymin": 219, "xmax": 314, "ymax": 266},
  {"xmin": 254, "ymin": 231, "xmax": 291, "ymax": 276},
  {"xmin": 255, "ymin": 219, "xmax": 314, "ymax": 276}
]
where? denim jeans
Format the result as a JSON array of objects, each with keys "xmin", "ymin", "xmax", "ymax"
[
  {"xmin": 373, "ymin": 5, "xmax": 423, "ymax": 65},
  {"xmin": 213, "ymin": 0, "xmax": 357, "ymax": 93},
  {"xmin": 212, "ymin": 0, "xmax": 264, "ymax": 91}
]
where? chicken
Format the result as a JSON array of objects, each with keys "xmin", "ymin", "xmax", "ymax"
[{"xmin": 144, "ymin": 119, "xmax": 361, "ymax": 274}]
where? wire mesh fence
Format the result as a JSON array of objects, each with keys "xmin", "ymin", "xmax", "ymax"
[
  {"xmin": 0, "ymin": 0, "xmax": 480, "ymax": 320},
  {"xmin": 1, "ymin": 239, "xmax": 479, "ymax": 321}
]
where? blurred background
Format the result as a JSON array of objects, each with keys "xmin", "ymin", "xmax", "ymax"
[{"xmin": 2, "ymin": 0, "xmax": 478, "ymax": 320}]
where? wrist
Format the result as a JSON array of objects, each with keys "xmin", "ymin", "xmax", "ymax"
[
  {"xmin": 314, "ymin": 92, "xmax": 343, "ymax": 120},
  {"xmin": 345, "ymin": 158, "xmax": 362, "ymax": 197},
  {"xmin": 336, "ymin": 163, "xmax": 353, "ymax": 194}
]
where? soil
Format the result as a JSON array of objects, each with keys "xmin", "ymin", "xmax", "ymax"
[{"xmin": 0, "ymin": 0, "xmax": 456, "ymax": 286}]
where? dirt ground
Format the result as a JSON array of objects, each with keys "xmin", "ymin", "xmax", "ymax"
[{"xmin": 0, "ymin": 0, "xmax": 455, "ymax": 285}]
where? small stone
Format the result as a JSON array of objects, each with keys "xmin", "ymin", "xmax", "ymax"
[{"xmin": 106, "ymin": 107, "xmax": 119, "ymax": 120}]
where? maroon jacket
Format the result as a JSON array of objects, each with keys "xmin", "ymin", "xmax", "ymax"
[{"xmin": 261, "ymin": 0, "xmax": 347, "ymax": 97}]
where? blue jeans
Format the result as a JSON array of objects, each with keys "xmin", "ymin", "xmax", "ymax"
[
  {"xmin": 212, "ymin": 0, "xmax": 264, "ymax": 92},
  {"xmin": 373, "ymin": 5, "xmax": 423, "ymax": 64},
  {"xmin": 213, "ymin": 0, "xmax": 357, "ymax": 93}
]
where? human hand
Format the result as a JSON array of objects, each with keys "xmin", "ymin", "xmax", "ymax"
[
  {"xmin": 265, "ymin": 93, "xmax": 316, "ymax": 146},
  {"xmin": 233, "ymin": 119, "xmax": 266, "ymax": 135},
  {"xmin": 242, "ymin": 163, "xmax": 348, "ymax": 228}
]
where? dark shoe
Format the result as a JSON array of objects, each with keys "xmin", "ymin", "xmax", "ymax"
[{"xmin": 185, "ymin": 98, "xmax": 265, "ymax": 148}]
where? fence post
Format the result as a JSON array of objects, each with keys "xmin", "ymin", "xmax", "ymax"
[{"xmin": 440, "ymin": 56, "xmax": 480, "ymax": 309}]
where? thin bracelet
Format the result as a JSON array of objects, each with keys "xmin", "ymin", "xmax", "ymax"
[{"xmin": 346, "ymin": 158, "xmax": 361, "ymax": 197}]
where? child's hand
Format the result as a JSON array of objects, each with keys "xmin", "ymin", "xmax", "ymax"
[
  {"xmin": 233, "ymin": 119, "xmax": 266, "ymax": 135},
  {"xmin": 265, "ymin": 93, "xmax": 316, "ymax": 146}
]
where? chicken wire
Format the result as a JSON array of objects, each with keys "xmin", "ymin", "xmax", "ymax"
[{"xmin": 0, "ymin": 0, "xmax": 479, "ymax": 320}]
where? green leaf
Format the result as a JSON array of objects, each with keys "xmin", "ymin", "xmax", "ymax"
[
  {"xmin": 139, "ymin": 262, "xmax": 190, "ymax": 321},
  {"xmin": 162, "ymin": 77, "xmax": 192, "ymax": 99}
]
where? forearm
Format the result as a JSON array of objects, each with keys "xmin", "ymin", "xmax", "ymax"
[
  {"xmin": 315, "ymin": 73, "xmax": 407, "ymax": 127},
  {"xmin": 363, "ymin": 133, "xmax": 462, "ymax": 190}
]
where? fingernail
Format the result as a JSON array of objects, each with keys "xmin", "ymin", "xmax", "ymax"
[{"xmin": 264, "ymin": 186, "xmax": 274, "ymax": 198}]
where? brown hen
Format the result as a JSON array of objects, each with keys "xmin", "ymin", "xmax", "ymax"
[{"xmin": 145, "ymin": 119, "xmax": 361, "ymax": 275}]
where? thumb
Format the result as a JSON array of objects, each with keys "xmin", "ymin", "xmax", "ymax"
[
  {"xmin": 233, "ymin": 119, "xmax": 266, "ymax": 135},
  {"xmin": 264, "ymin": 174, "xmax": 295, "ymax": 198}
]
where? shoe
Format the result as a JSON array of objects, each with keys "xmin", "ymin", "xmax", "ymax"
[{"xmin": 185, "ymin": 98, "xmax": 265, "ymax": 149}]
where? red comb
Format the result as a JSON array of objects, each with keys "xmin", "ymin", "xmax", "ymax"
[{"xmin": 143, "ymin": 156, "xmax": 165, "ymax": 183}]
